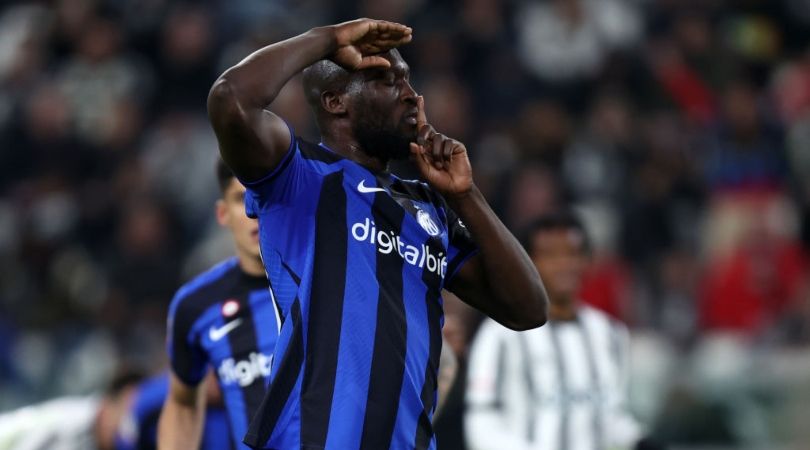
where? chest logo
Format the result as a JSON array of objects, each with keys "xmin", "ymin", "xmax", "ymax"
[
  {"xmin": 417, "ymin": 210, "xmax": 440, "ymax": 236},
  {"xmin": 209, "ymin": 318, "xmax": 243, "ymax": 342},
  {"xmin": 358, "ymin": 179, "xmax": 387, "ymax": 194}
]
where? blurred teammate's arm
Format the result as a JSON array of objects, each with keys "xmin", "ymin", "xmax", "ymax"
[
  {"xmin": 162, "ymin": 289, "xmax": 213, "ymax": 450},
  {"xmin": 207, "ymin": 19, "xmax": 412, "ymax": 182},
  {"xmin": 157, "ymin": 374, "xmax": 205, "ymax": 450}
]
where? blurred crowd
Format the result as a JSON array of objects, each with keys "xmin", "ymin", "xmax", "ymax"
[{"xmin": 1, "ymin": 0, "xmax": 810, "ymax": 447}]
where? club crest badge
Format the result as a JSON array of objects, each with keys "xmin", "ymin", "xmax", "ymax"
[
  {"xmin": 417, "ymin": 210, "xmax": 440, "ymax": 236},
  {"xmin": 221, "ymin": 299, "xmax": 240, "ymax": 317}
]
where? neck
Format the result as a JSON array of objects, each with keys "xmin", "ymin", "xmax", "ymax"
[
  {"xmin": 236, "ymin": 251, "xmax": 265, "ymax": 277},
  {"xmin": 321, "ymin": 125, "xmax": 388, "ymax": 173},
  {"xmin": 548, "ymin": 296, "xmax": 578, "ymax": 321}
]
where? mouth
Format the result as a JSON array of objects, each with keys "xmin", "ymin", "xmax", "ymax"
[
  {"xmin": 251, "ymin": 229, "xmax": 259, "ymax": 239},
  {"xmin": 404, "ymin": 109, "xmax": 418, "ymax": 126}
]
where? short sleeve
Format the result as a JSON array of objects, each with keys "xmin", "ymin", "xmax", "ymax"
[
  {"xmin": 166, "ymin": 291, "xmax": 208, "ymax": 386},
  {"xmin": 443, "ymin": 203, "xmax": 479, "ymax": 282},
  {"xmin": 241, "ymin": 121, "xmax": 301, "ymax": 219}
]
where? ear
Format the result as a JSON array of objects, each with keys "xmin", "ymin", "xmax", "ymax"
[
  {"xmin": 215, "ymin": 199, "xmax": 228, "ymax": 226},
  {"xmin": 321, "ymin": 91, "xmax": 347, "ymax": 115}
]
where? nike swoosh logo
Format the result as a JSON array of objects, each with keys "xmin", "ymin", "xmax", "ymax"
[
  {"xmin": 357, "ymin": 179, "xmax": 387, "ymax": 194},
  {"xmin": 209, "ymin": 318, "xmax": 243, "ymax": 341}
]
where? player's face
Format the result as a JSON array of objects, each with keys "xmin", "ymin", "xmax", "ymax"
[
  {"xmin": 217, "ymin": 179, "xmax": 260, "ymax": 260},
  {"xmin": 349, "ymin": 50, "xmax": 419, "ymax": 160},
  {"xmin": 530, "ymin": 228, "xmax": 588, "ymax": 304}
]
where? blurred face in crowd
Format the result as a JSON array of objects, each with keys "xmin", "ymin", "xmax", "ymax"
[
  {"xmin": 216, "ymin": 178, "xmax": 260, "ymax": 261},
  {"xmin": 723, "ymin": 81, "xmax": 759, "ymax": 138},
  {"xmin": 529, "ymin": 227, "xmax": 588, "ymax": 305}
]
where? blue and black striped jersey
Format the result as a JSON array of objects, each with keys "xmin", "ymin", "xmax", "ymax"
[
  {"xmin": 114, "ymin": 374, "xmax": 232, "ymax": 450},
  {"xmin": 242, "ymin": 128, "xmax": 478, "ymax": 450},
  {"xmin": 166, "ymin": 257, "xmax": 279, "ymax": 450}
]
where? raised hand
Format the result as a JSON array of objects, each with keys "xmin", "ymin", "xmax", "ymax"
[
  {"xmin": 331, "ymin": 19, "xmax": 413, "ymax": 70},
  {"xmin": 409, "ymin": 96, "xmax": 474, "ymax": 197}
]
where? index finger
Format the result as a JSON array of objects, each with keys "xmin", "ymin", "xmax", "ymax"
[
  {"xmin": 375, "ymin": 20, "xmax": 412, "ymax": 35},
  {"xmin": 416, "ymin": 96, "xmax": 427, "ymax": 128}
]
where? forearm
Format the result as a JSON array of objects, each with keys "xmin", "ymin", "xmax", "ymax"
[
  {"xmin": 157, "ymin": 378, "xmax": 205, "ymax": 450},
  {"xmin": 157, "ymin": 399, "xmax": 204, "ymax": 450},
  {"xmin": 447, "ymin": 186, "xmax": 548, "ymax": 328},
  {"xmin": 213, "ymin": 26, "xmax": 337, "ymax": 109}
]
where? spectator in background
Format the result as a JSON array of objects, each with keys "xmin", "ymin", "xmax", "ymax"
[
  {"xmin": 515, "ymin": 0, "xmax": 641, "ymax": 109},
  {"xmin": 515, "ymin": 0, "xmax": 640, "ymax": 83},
  {"xmin": 563, "ymin": 92, "xmax": 635, "ymax": 210},
  {"xmin": 138, "ymin": 111, "xmax": 221, "ymax": 238},
  {"xmin": 151, "ymin": 4, "xmax": 216, "ymax": 112},
  {"xmin": 107, "ymin": 198, "xmax": 180, "ymax": 311},
  {"xmin": 465, "ymin": 213, "xmax": 642, "ymax": 450},
  {"xmin": 56, "ymin": 12, "xmax": 151, "ymax": 147},
  {"xmin": 515, "ymin": 98, "xmax": 573, "ymax": 170},
  {"xmin": 774, "ymin": 46, "xmax": 810, "ymax": 250},
  {"xmin": 619, "ymin": 108, "xmax": 705, "ymax": 328},
  {"xmin": 560, "ymin": 93, "xmax": 638, "ymax": 323},
  {"xmin": 7, "ymin": 81, "xmax": 86, "ymax": 184},
  {"xmin": 698, "ymin": 195, "xmax": 808, "ymax": 336},
  {"xmin": 702, "ymin": 79, "xmax": 787, "ymax": 192},
  {"xmin": 500, "ymin": 162, "xmax": 561, "ymax": 232}
]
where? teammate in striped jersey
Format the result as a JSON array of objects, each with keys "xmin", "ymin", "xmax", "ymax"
[
  {"xmin": 207, "ymin": 18, "xmax": 548, "ymax": 450},
  {"xmin": 157, "ymin": 161, "xmax": 280, "ymax": 450},
  {"xmin": 465, "ymin": 213, "xmax": 643, "ymax": 450}
]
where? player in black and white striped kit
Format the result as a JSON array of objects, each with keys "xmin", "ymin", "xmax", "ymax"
[{"xmin": 465, "ymin": 212, "xmax": 643, "ymax": 450}]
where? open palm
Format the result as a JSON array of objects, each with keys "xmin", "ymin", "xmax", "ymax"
[{"xmin": 332, "ymin": 19, "xmax": 413, "ymax": 70}]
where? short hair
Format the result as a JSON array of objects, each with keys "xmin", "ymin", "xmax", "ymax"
[
  {"xmin": 104, "ymin": 368, "xmax": 146, "ymax": 399},
  {"xmin": 519, "ymin": 211, "xmax": 590, "ymax": 255},
  {"xmin": 301, "ymin": 59, "xmax": 352, "ymax": 110},
  {"xmin": 216, "ymin": 158, "xmax": 235, "ymax": 193}
]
